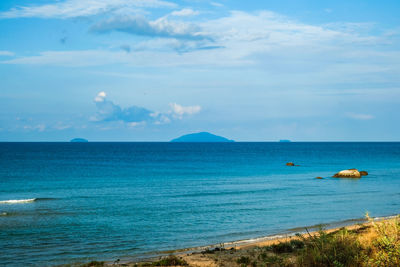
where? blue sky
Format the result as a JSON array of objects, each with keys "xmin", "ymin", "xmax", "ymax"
[{"xmin": 0, "ymin": 0, "xmax": 399, "ymax": 141}]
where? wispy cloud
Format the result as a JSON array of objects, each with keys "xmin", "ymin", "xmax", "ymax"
[
  {"xmin": 53, "ymin": 122, "xmax": 72, "ymax": 130},
  {"xmin": 90, "ymin": 15, "xmax": 210, "ymax": 40},
  {"xmin": 170, "ymin": 8, "xmax": 199, "ymax": 17},
  {"xmin": 23, "ymin": 124, "xmax": 46, "ymax": 132},
  {"xmin": 170, "ymin": 103, "xmax": 201, "ymax": 119},
  {"xmin": 120, "ymin": 45, "xmax": 131, "ymax": 53},
  {"xmin": 1, "ymin": 10, "xmax": 396, "ymax": 71},
  {"xmin": 0, "ymin": 51, "xmax": 14, "ymax": 56},
  {"xmin": 346, "ymin": 113, "xmax": 375, "ymax": 120},
  {"xmin": 210, "ymin": 2, "xmax": 224, "ymax": 7},
  {"xmin": 0, "ymin": 48, "xmax": 244, "ymax": 67},
  {"xmin": 0, "ymin": 0, "xmax": 176, "ymax": 19}
]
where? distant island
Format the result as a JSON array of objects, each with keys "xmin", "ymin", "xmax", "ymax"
[
  {"xmin": 70, "ymin": 138, "xmax": 88, "ymax": 143},
  {"xmin": 279, "ymin": 139, "xmax": 291, "ymax": 142},
  {"xmin": 171, "ymin": 132, "xmax": 234, "ymax": 142}
]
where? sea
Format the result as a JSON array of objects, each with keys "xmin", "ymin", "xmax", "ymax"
[{"xmin": 0, "ymin": 142, "xmax": 399, "ymax": 266}]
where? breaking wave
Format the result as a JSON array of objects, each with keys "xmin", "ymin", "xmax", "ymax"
[
  {"xmin": 0, "ymin": 197, "xmax": 57, "ymax": 204},
  {"xmin": 0, "ymin": 198, "xmax": 37, "ymax": 204}
]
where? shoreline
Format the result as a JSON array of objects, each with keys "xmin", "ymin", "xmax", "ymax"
[{"xmin": 114, "ymin": 213, "xmax": 397, "ymax": 266}]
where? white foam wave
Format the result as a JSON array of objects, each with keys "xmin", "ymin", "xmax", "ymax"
[{"xmin": 0, "ymin": 198, "xmax": 37, "ymax": 204}]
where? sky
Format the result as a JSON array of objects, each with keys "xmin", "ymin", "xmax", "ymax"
[{"xmin": 0, "ymin": 0, "xmax": 399, "ymax": 141}]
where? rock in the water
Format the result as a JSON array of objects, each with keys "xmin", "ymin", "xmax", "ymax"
[
  {"xmin": 286, "ymin": 162, "xmax": 295, "ymax": 166},
  {"xmin": 333, "ymin": 169, "xmax": 361, "ymax": 178},
  {"xmin": 360, "ymin": 171, "xmax": 368, "ymax": 176},
  {"xmin": 316, "ymin": 177, "xmax": 323, "ymax": 179}
]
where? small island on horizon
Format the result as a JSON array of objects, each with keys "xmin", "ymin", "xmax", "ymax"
[
  {"xmin": 171, "ymin": 132, "xmax": 234, "ymax": 142},
  {"xmin": 70, "ymin": 138, "xmax": 89, "ymax": 143}
]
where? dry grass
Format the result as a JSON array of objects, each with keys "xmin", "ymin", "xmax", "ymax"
[
  {"xmin": 295, "ymin": 215, "xmax": 400, "ymax": 267},
  {"xmin": 363, "ymin": 214, "xmax": 400, "ymax": 267}
]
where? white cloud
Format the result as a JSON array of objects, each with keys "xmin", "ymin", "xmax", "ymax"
[
  {"xmin": 0, "ymin": 51, "xmax": 14, "ymax": 56},
  {"xmin": 1, "ymin": 10, "xmax": 395, "ymax": 73},
  {"xmin": 202, "ymin": 11, "xmax": 379, "ymax": 49},
  {"xmin": 170, "ymin": 103, "xmax": 201, "ymax": 118},
  {"xmin": 211, "ymin": 2, "xmax": 224, "ymax": 7},
  {"xmin": 128, "ymin": 121, "xmax": 146, "ymax": 127},
  {"xmin": 0, "ymin": 48, "xmax": 247, "ymax": 67},
  {"xmin": 1, "ymin": 50, "xmax": 131, "ymax": 67},
  {"xmin": 346, "ymin": 113, "xmax": 375, "ymax": 120},
  {"xmin": 93, "ymin": 91, "xmax": 154, "ymax": 123},
  {"xmin": 23, "ymin": 124, "xmax": 46, "ymax": 132},
  {"xmin": 0, "ymin": 0, "xmax": 176, "ymax": 19},
  {"xmin": 92, "ymin": 92, "xmax": 200, "ymax": 125},
  {"xmin": 170, "ymin": 8, "xmax": 199, "ymax": 17},
  {"xmin": 91, "ymin": 15, "xmax": 209, "ymax": 40},
  {"xmin": 94, "ymin": 91, "xmax": 107, "ymax": 102},
  {"xmin": 150, "ymin": 112, "xmax": 171, "ymax": 124},
  {"xmin": 53, "ymin": 123, "xmax": 72, "ymax": 130}
]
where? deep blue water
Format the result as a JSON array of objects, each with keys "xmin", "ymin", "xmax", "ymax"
[{"xmin": 0, "ymin": 142, "xmax": 399, "ymax": 266}]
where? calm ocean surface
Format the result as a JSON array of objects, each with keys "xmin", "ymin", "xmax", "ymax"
[{"xmin": 0, "ymin": 142, "xmax": 399, "ymax": 266}]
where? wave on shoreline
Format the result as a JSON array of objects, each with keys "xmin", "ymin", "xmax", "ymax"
[
  {"xmin": 0, "ymin": 197, "xmax": 58, "ymax": 205},
  {"xmin": 0, "ymin": 198, "xmax": 37, "ymax": 204}
]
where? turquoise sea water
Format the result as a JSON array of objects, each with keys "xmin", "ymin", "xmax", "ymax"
[{"xmin": 0, "ymin": 142, "xmax": 399, "ymax": 266}]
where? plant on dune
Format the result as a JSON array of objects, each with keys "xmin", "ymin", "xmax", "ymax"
[
  {"xmin": 236, "ymin": 256, "xmax": 251, "ymax": 265},
  {"xmin": 269, "ymin": 239, "xmax": 304, "ymax": 254},
  {"xmin": 141, "ymin": 255, "xmax": 188, "ymax": 266},
  {"xmin": 364, "ymin": 214, "xmax": 400, "ymax": 267},
  {"xmin": 296, "ymin": 228, "xmax": 363, "ymax": 267}
]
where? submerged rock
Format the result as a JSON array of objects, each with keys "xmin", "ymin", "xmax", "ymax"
[
  {"xmin": 316, "ymin": 177, "xmax": 323, "ymax": 179},
  {"xmin": 286, "ymin": 162, "xmax": 295, "ymax": 166},
  {"xmin": 360, "ymin": 171, "xmax": 368, "ymax": 176},
  {"xmin": 333, "ymin": 169, "xmax": 362, "ymax": 178}
]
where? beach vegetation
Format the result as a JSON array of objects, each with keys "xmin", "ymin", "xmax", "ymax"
[
  {"xmin": 296, "ymin": 228, "xmax": 363, "ymax": 267},
  {"xmin": 236, "ymin": 256, "xmax": 251, "ymax": 265},
  {"xmin": 150, "ymin": 255, "xmax": 188, "ymax": 266},
  {"xmin": 268, "ymin": 239, "xmax": 304, "ymax": 254},
  {"xmin": 364, "ymin": 214, "xmax": 400, "ymax": 266},
  {"xmin": 84, "ymin": 215, "xmax": 400, "ymax": 267}
]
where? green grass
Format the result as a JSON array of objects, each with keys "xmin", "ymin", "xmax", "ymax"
[
  {"xmin": 296, "ymin": 228, "xmax": 364, "ymax": 267},
  {"xmin": 365, "ymin": 214, "xmax": 400, "ymax": 267}
]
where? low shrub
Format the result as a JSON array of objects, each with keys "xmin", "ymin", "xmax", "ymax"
[
  {"xmin": 151, "ymin": 255, "xmax": 188, "ymax": 266},
  {"xmin": 269, "ymin": 239, "xmax": 305, "ymax": 254},
  {"xmin": 297, "ymin": 228, "xmax": 364, "ymax": 267},
  {"xmin": 236, "ymin": 256, "xmax": 251, "ymax": 265}
]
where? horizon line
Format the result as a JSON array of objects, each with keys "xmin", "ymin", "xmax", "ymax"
[{"xmin": 1, "ymin": 141, "xmax": 400, "ymax": 143}]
